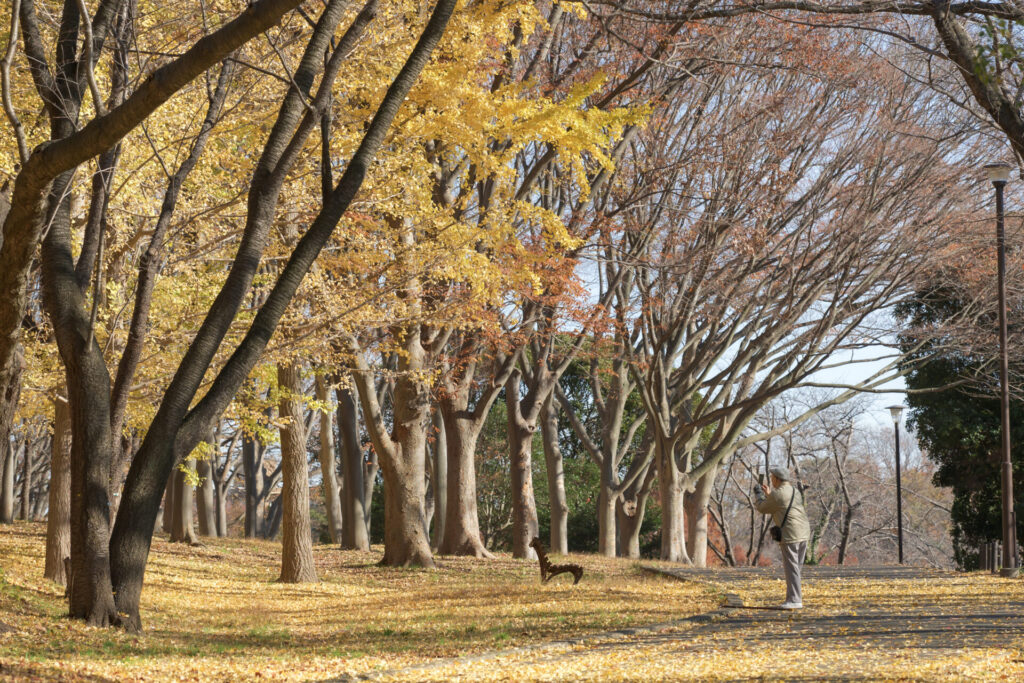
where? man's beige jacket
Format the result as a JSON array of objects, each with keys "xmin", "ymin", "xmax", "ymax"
[{"xmin": 755, "ymin": 481, "xmax": 811, "ymax": 545}]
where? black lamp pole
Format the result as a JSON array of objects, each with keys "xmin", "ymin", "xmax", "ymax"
[
  {"xmin": 887, "ymin": 405, "xmax": 904, "ymax": 564},
  {"xmin": 984, "ymin": 162, "xmax": 1019, "ymax": 577}
]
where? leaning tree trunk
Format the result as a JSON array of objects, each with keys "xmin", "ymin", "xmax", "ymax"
[
  {"xmin": 506, "ymin": 373, "xmax": 538, "ymax": 560},
  {"xmin": 336, "ymin": 383, "xmax": 369, "ymax": 550},
  {"xmin": 278, "ymin": 363, "xmax": 317, "ymax": 582},
  {"xmin": 539, "ymin": 394, "xmax": 568, "ymax": 555},
  {"xmin": 170, "ymin": 460, "xmax": 198, "ymax": 544},
  {"xmin": 684, "ymin": 463, "xmax": 718, "ymax": 568},
  {"xmin": 315, "ymin": 376, "xmax": 343, "ymax": 544},
  {"xmin": 438, "ymin": 399, "xmax": 492, "ymax": 558},
  {"xmin": 161, "ymin": 476, "xmax": 174, "ymax": 533},
  {"xmin": 44, "ymin": 398, "xmax": 72, "ymax": 584}
]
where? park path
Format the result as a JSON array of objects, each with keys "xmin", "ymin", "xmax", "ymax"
[{"xmin": 333, "ymin": 565, "xmax": 1024, "ymax": 681}]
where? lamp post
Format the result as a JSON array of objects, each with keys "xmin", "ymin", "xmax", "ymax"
[
  {"xmin": 887, "ymin": 405, "xmax": 905, "ymax": 564},
  {"xmin": 983, "ymin": 161, "xmax": 1019, "ymax": 577}
]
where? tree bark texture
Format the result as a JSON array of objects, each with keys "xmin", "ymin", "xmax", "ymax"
[
  {"xmin": 336, "ymin": 383, "xmax": 369, "ymax": 550},
  {"xmin": 169, "ymin": 460, "xmax": 198, "ymax": 544},
  {"xmin": 539, "ymin": 394, "xmax": 568, "ymax": 555},
  {"xmin": 438, "ymin": 398, "xmax": 491, "ymax": 557},
  {"xmin": 315, "ymin": 375, "xmax": 343, "ymax": 544},
  {"xmin": 196, "ymin": 455, "xmax": 217, "ymax": 537},
  {"xmin": 431, "ymin": 406, "xmax": 446, "ymax": 549},
  {"xmin": 684, "ymin": 463, "xmax": 718, "ymax": 568},
  {"xmin": 0, "ymin": 440, "xmax": 13, "ymax": 523},
  {"xmin": 243, "ymin": 433, "xmax": 263, "ymax": 538},
  {"xmin": 506, "ymin": 372, "xmax": 538, "ymax": 560},
  {"xmin": 44, "ymin": 397, "xmax": 72, "ymax": 584},
  {"xmin": 657, "ymin": 436, "xmax": 689, "ymax": 563},
  {"xmin": 278, "ymin": 363, "xmax": 317, "ymax": 582}
]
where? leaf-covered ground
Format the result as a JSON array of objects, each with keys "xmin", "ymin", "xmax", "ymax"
[
  {"xmin": 0, "ymin": 523, "xmax": 713, "ymax": 681},
  {"xmin": 3, "ymin": 525, "xmax": 1023, "ymax": 681}
]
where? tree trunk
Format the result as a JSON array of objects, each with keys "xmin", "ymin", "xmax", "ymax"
[
  {"xmin": 684, "ymin": 463, "xmax": 718, "ymax": 567},
  {"xmin": 506, "ymin": 373, "xmax": 538, "ymax": 560},
  {"xmin": 170, "ymin": 460, "xmax": 198, "ymax": 544},
  {"xmin": 380, "ymin": 370, "xmax": 434, "ymax": 567},
  {"xmin": 0, "ymin": 347, "xmax": 22, "ymax": 524},
  {"xmin": 278, "ymin": 363, "xmax": 317, "ymax": 582},
  {"xmin": 0, "ymin": 440, "xmax": 13, "ymax": 524},
  {"xmin": 657, "ymin": 436, "xmax": 689, "ymax": 563},
  {"xmin": 20, "ymin": 440, "xmax": 32, "ymax": 520},
  {"xmin": 431, "ymin": 406, "xmax": 446, "ymax": 549},
  {"xmin": 214, "ymin": 477, "xmax": 228, "ymax": 537},
  {"xmin": 539, "ymin": 394, "xmax": 568, "ymax": 555},
  {"xmin": 837, "ymin": 501, "xmax": 858, "ymax": 565},
  {"xmin": 315, "ymin": 376, "xmax": 343, "ymax": 544},
  {"xmin": 243, "ymin": 433, "xmax": 263, "ymax": 538},
  {"xmin": 161, "ymin": 476, "xmax": 173, "ymax": 533},
  {"xmin": 437, "ymin": 399, "xmax": 491, "ymax": 557},
  {"xmin": 196, "ymin": 455, "xmax": 217, "ymax": 537},
  {"xmin": 336, "ymin": 384, "xmax": 369, "ymax": 550},
  {"xmin": 617, "ymin": 458, "xmax": 656, "ymax": 559},
  {"xmin": 44, "ymin": 398, "xmax": 72, "ymax": 584}
]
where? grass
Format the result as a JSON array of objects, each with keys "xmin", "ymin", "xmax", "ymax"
[{"xmin": 0, "ymin": 523, "xmax": 714, "ymax": 681}]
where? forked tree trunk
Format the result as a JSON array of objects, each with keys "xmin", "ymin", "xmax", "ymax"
[
  {"xmin": 616, "ymin": 460, "xmax": 655, "ymax": 559},
  {"xmin": 315, "ymin": 376, "xmax": 343, "ymax": 544},
  {"xmin": 170, "ymin": 460, "xmax": 198, "ymax": 544},
  {"xmin": 506, "ymin": 373, "xmax": 538, "ymax": 560},
  {"xmin": 278, "ymin": 363, "xmax": 317, "ymax": 582},
  {"xmin": 438, "ymin": 399, "xmax": 491, "ymax": 557},
  {"xmin": 336, "ymin": 384, "xmax": 369, "ymax": 550},
  {"xmin": 539, "ymin": 395, "xmax": 568, "ymax": 555},
  {"xmin": 657, "ymin": 436, "xmax": 689, "ymax": 563},
  {"xmin": 379, "ymin": 374, "xmax": 434, "ymax": 567},
  {"xmin": 684, "ymin": 463, "xmax": 718, "ymax": 567},
  {"xmin": 45, "ymin": 398, "xmax": 72, "ymax": 584}
]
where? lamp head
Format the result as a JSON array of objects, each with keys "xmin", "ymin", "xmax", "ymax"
[
  {"xmin": 984, "ymin": 162, "xmax": 1012, "ymax": 186},
  {"xmin": 887, "ymin": 405, "xmax": 904, "ymax": 424}
]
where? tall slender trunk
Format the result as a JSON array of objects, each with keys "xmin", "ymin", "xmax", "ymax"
[
  {"xmin": 506, "ymin": 373, "xmax": 538, "ymax": 560},
  {"xmin": 684, "ymin": 463, "xmax": 718, "ymax": 567},
  {"xmin": 0, "ymin": 440, "xmax": 13, "ymax": 523},
  {"xmin": 20, "ymin": 440, "xmax": 32, "ymax": 520},
  {"xmin": 336, "ymin": 383, "xmax": 369, "ymax": 550},
  {"xmin": 431, "ymin": 406, "xmax": 446, "ymax": 549},
  {"xmin": 196, "ymin": 457, "xmax": 217, "ymax": 537},
  {"xmin": 315, "ymin": 376, "xmax": 342, "ymax": 544},
  {"xmin": 278, "ymin": 363, "xmax": 317, "ymax": 582},
  {"xmin": 243, "ymin": 434, "xmax": 263, "ymax": 538},
  {"xmin": 214, "ymin": 477, "xmax": 228, "ymax": 537},
  {"xmin": 539, "ymin": 394, "xmax": 568, "ymax": 555},
  {"xmin": 45, "ymin": 397, "xmax": 72, "ymax": 584},
  {"xmin": 170, "ymin": 460, "xmax": 198, "ymax": 544}
]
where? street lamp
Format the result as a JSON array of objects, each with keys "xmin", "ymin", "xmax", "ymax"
[
  {"xmin": 983, "ymin": 161, "xmax": 1019, "ymax": 577},
  {"xmin": 887, "ymin": 404, "xmax": 905, "ymax": 564}
]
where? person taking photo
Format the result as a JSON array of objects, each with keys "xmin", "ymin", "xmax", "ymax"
[{"xmin": 755, "ymin": 466, "xmax": 811, "ymax": 609}]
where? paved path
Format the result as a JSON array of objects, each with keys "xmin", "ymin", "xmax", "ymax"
[{"xmin": 335, "ymin": 566, "xmax": 1024, "ymax": 681}]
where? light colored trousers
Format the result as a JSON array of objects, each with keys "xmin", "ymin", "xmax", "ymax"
[{"xmin": 781, "ymin": 541, "xmax": 807, "ymax": 604}]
